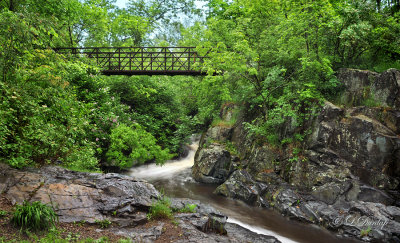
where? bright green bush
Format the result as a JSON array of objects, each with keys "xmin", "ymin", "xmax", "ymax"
[
  {"xmin": 12, "ymin": 201, "xmax": 58, "ymax": 231},
  {"xmin": 106, "ymin": 124, "xmax": 173, "ymax": 168},
  {"xmin": 0, "ymin": 53, "xmax": 100, "ymax": 169}
]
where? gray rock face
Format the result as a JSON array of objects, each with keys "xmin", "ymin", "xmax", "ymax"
[
  {"xmin": 337, "ymin": 68, "xmax": 400, "ymax": 109},
  {"xmin": 309, "ymin": 101, "xmax": 400, "ymax": 190},
  {"xmin": 215, "ymin": 170, "xmax": 260, "ymax": 205},
  {"xmin": 192, "ymin": 68, "xmax": 400, "ymax": 242},
  {"xmin": 0, "ymin": 163, "xmax": 160, "ymax": 224},
  {"xmin": 373, "ymin": 69, "xmax": 400, "ymax": 109},
  {"xmin": 192, "ymin": 143, "xmax": 232, "ymax": 184}
]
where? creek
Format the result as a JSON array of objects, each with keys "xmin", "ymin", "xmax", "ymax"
[{"xmin": 128, "ymin": 141, "xmax": 357, "ymax": 243}]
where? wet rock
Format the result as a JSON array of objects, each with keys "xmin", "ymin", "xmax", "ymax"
[
  {"xmin": 190, "ymin": 215, "xmax": 227, "ymax": 235},
  {"xmin": 191, "ymin": 68, "xmax": 400, "ymax": 242},
  {"xmin": 0, "ymin": 163, "xmax": 282, "ymax": 243},
  {"xmin": 224, "ymin": 223, "xmax": 280, "ymax": 243},
  {"xmin": 386, "ymin": 206, "xmax": 400, "ymax": 222},
  {"xmin": 192, "ymin": 143, "xmax": 232, "ymax": 184},
  {"xmin": 312, "ymin": 182, "xmax": 352, "ymax": 205},
  {"xmin": 175, "ymin": 214, "xmax": 280, "ymax": 243},
  {"xmin": 254, "ymin": 171, "xmax": 284, "ymax": 185},
  {"xmin": 170, "ymin": 198, "xmax": 226, "ymax": 219},
  {"xmin": 116, "ymin": 223, "xmax": 164, "ymax": 243},
  {"xmin": 349, "ymin": 106, "xmax": 400, "ymax": 134},
  {"xmin": 246, "ymin": 145, "xmax": 278, "ymax": 178},
  {"xmin": 215, "ymin": 170, "xmax": 259, "ymax": 205},
  {"xmin": 357, "ymin": 185, "xmax": 394, "ymax": 205},
  {"xmin": 320, "ymin": 101, "xmax": 345, "ymax": 121}
]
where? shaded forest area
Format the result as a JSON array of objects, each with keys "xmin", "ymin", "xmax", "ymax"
[{"xmin": 0, "ymin": 0, "xmax": 399, "ymax": 171}]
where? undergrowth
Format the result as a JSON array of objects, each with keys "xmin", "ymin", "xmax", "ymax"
[{"xmin": 11, "ymin": 201, "xmax": 58, "ymax": 231}]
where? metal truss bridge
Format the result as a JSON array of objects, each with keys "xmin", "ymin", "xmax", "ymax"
[{"xmin": 54, "ymin": 47, "xmax": 208, "ymax": 76}]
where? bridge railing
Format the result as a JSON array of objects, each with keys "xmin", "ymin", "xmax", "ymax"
[{"xmin": 54, "ymin": 47, "xmax": 209, "ymax": 76}]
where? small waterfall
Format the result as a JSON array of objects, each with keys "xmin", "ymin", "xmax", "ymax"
[{"xmin": 128, "ymin": 143, "xmax": 198, "ymax": 180}]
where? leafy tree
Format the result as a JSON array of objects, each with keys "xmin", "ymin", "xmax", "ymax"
[
  {"xmin": 126, "ymin": 0, "xmax": 202, "ymax": 44},
  {"xmin": 106, "ymin": 123, "xmax": 172, "ymax": 168}
]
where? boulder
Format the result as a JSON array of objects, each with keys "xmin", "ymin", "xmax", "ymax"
[
  {"xmin": 357, "ymin": 185, "xmax": 395, "ymax": 205},
  {"xmin": 214, "ymin": 170, "xmax": 260, "ymax": 205},
  {"xmin": 337, "ymin": 68, "xmax": 400, "ymax": 108},
  {"xmin": 372, "ymin": 69, "xmax": 400, "ymax": 109},
  {"xmin": 337, "ymin": 68, "xmax": 378, "ymax": 106},
  {"xmin": 246, "ymin": 145, "xmax": 278, "ymax": 178},
  {"xmin": 311, "ymin": 182, "xmax": 351, "ymax": 205},
  {"xmin": 192, "ymin": 144, "xmax": 232, "ymax": 184},
  {"xmin": 0, "ymin": 163, "xmax": 159, "ymax": 224},
  {"xmin": 198, "ymin": 126, "xmax": 233, "ymax": 149},
  {"xmin": 309, "ymin": 101, "xmax": 400, "ymax": 189}
]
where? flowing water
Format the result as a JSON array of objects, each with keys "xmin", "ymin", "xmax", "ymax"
[{"xmin": 128, "ymin": 141, "xmax": 357, "ymax": 243}]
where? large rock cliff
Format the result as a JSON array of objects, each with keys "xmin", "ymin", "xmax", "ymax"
[{"xmin": 192, "ymin": 68, "xmax": 400, "ymax": 242}]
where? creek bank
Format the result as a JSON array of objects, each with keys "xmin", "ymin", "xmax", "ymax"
[
  {"xmin": 192, "ymin": 68, "xmax": 400, "ymax": 242},
  {"xmin": 0, "ymin": 163, "xmax": 280, "ymax": 243}
]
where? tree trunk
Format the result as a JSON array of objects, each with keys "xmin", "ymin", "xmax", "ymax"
[
  {"xmin": 9, "ymin": 0, "xmax": 14, "ymax": 11},
  {"xmin": 68, "ymin": 25, "xmax": 74, "ymax": 47}
]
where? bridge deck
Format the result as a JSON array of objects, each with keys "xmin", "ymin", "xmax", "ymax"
[{"xmin": 54, "ymin": 47, "xmax": 208, "ymax": 76}]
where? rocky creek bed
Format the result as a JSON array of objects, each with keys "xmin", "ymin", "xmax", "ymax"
[{"xmin": 0, "ymin": 163, "xmax": 279, "ymax": 242}]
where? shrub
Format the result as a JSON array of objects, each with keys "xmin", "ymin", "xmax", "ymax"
[
  {"xmin": 147, "ymin": 197, "xmax": 173, "ymax": 220},
  {"xmin": 179, "ymin": 204, "xmax": 197, "ymax": 213},
  {"xmin": 12, "ymin": 201, "xmax": 58, "ymax": 231},
  {"xmin": 106, "ymin": 123, "xmax": 173, "ymax": 169}
]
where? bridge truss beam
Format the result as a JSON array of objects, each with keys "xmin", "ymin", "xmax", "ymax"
[{"xmin": 54, "ymin": 47, "xmax": 208, "ymax": 76}]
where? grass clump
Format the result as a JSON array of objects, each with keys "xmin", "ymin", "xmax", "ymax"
[
  {"xmin": 147, "ymin": 197, "xmax": 173, "ymax": 220},
  {"xmin": 11, "ymin": 201, "xmax": 58, "ymax": 231}
]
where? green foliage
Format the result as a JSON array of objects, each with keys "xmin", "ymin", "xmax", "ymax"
[
  {"xmin": 147, "ymin": 196, "xmax": 173, "ymax": 220},
  {"xmin": 11, "ymin": 201, "xmax": 58, "ymax": 231},
  {"xmin": 0, "ymin": 8, "xmax": 199, "ymax": 171},
  {"xmin": 106, "ymin": 123, "xmax": 172, "ymax": 168},
  {"xmin": 1, "ymin": 0, "xmax": 399, "ymax": 172},
  {"xmin": 194, "ymin": 0, "xmax": 400, "ymax": 144},
  {"xmin": 95, "ymin": 219, "xmax": 112, "ymax": 229},
  {"xmin": 179, "ymin": 204, "xmax": 197, "ymax": 213},
  {"xmin": 0, "ymin": 48, "xmax": 100, "ymax": 169},
  {"xmin": 0, "ymin": 210, "xmax": 7, "ymax": 217},
  {"xmin": 360, "ymin": 226, "xmax": 372, "ymax": 237}
]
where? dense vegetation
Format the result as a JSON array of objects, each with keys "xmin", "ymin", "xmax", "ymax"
[{"xmin": 0, "ymin": 0, "xmax": 399, "ymax": 171}]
